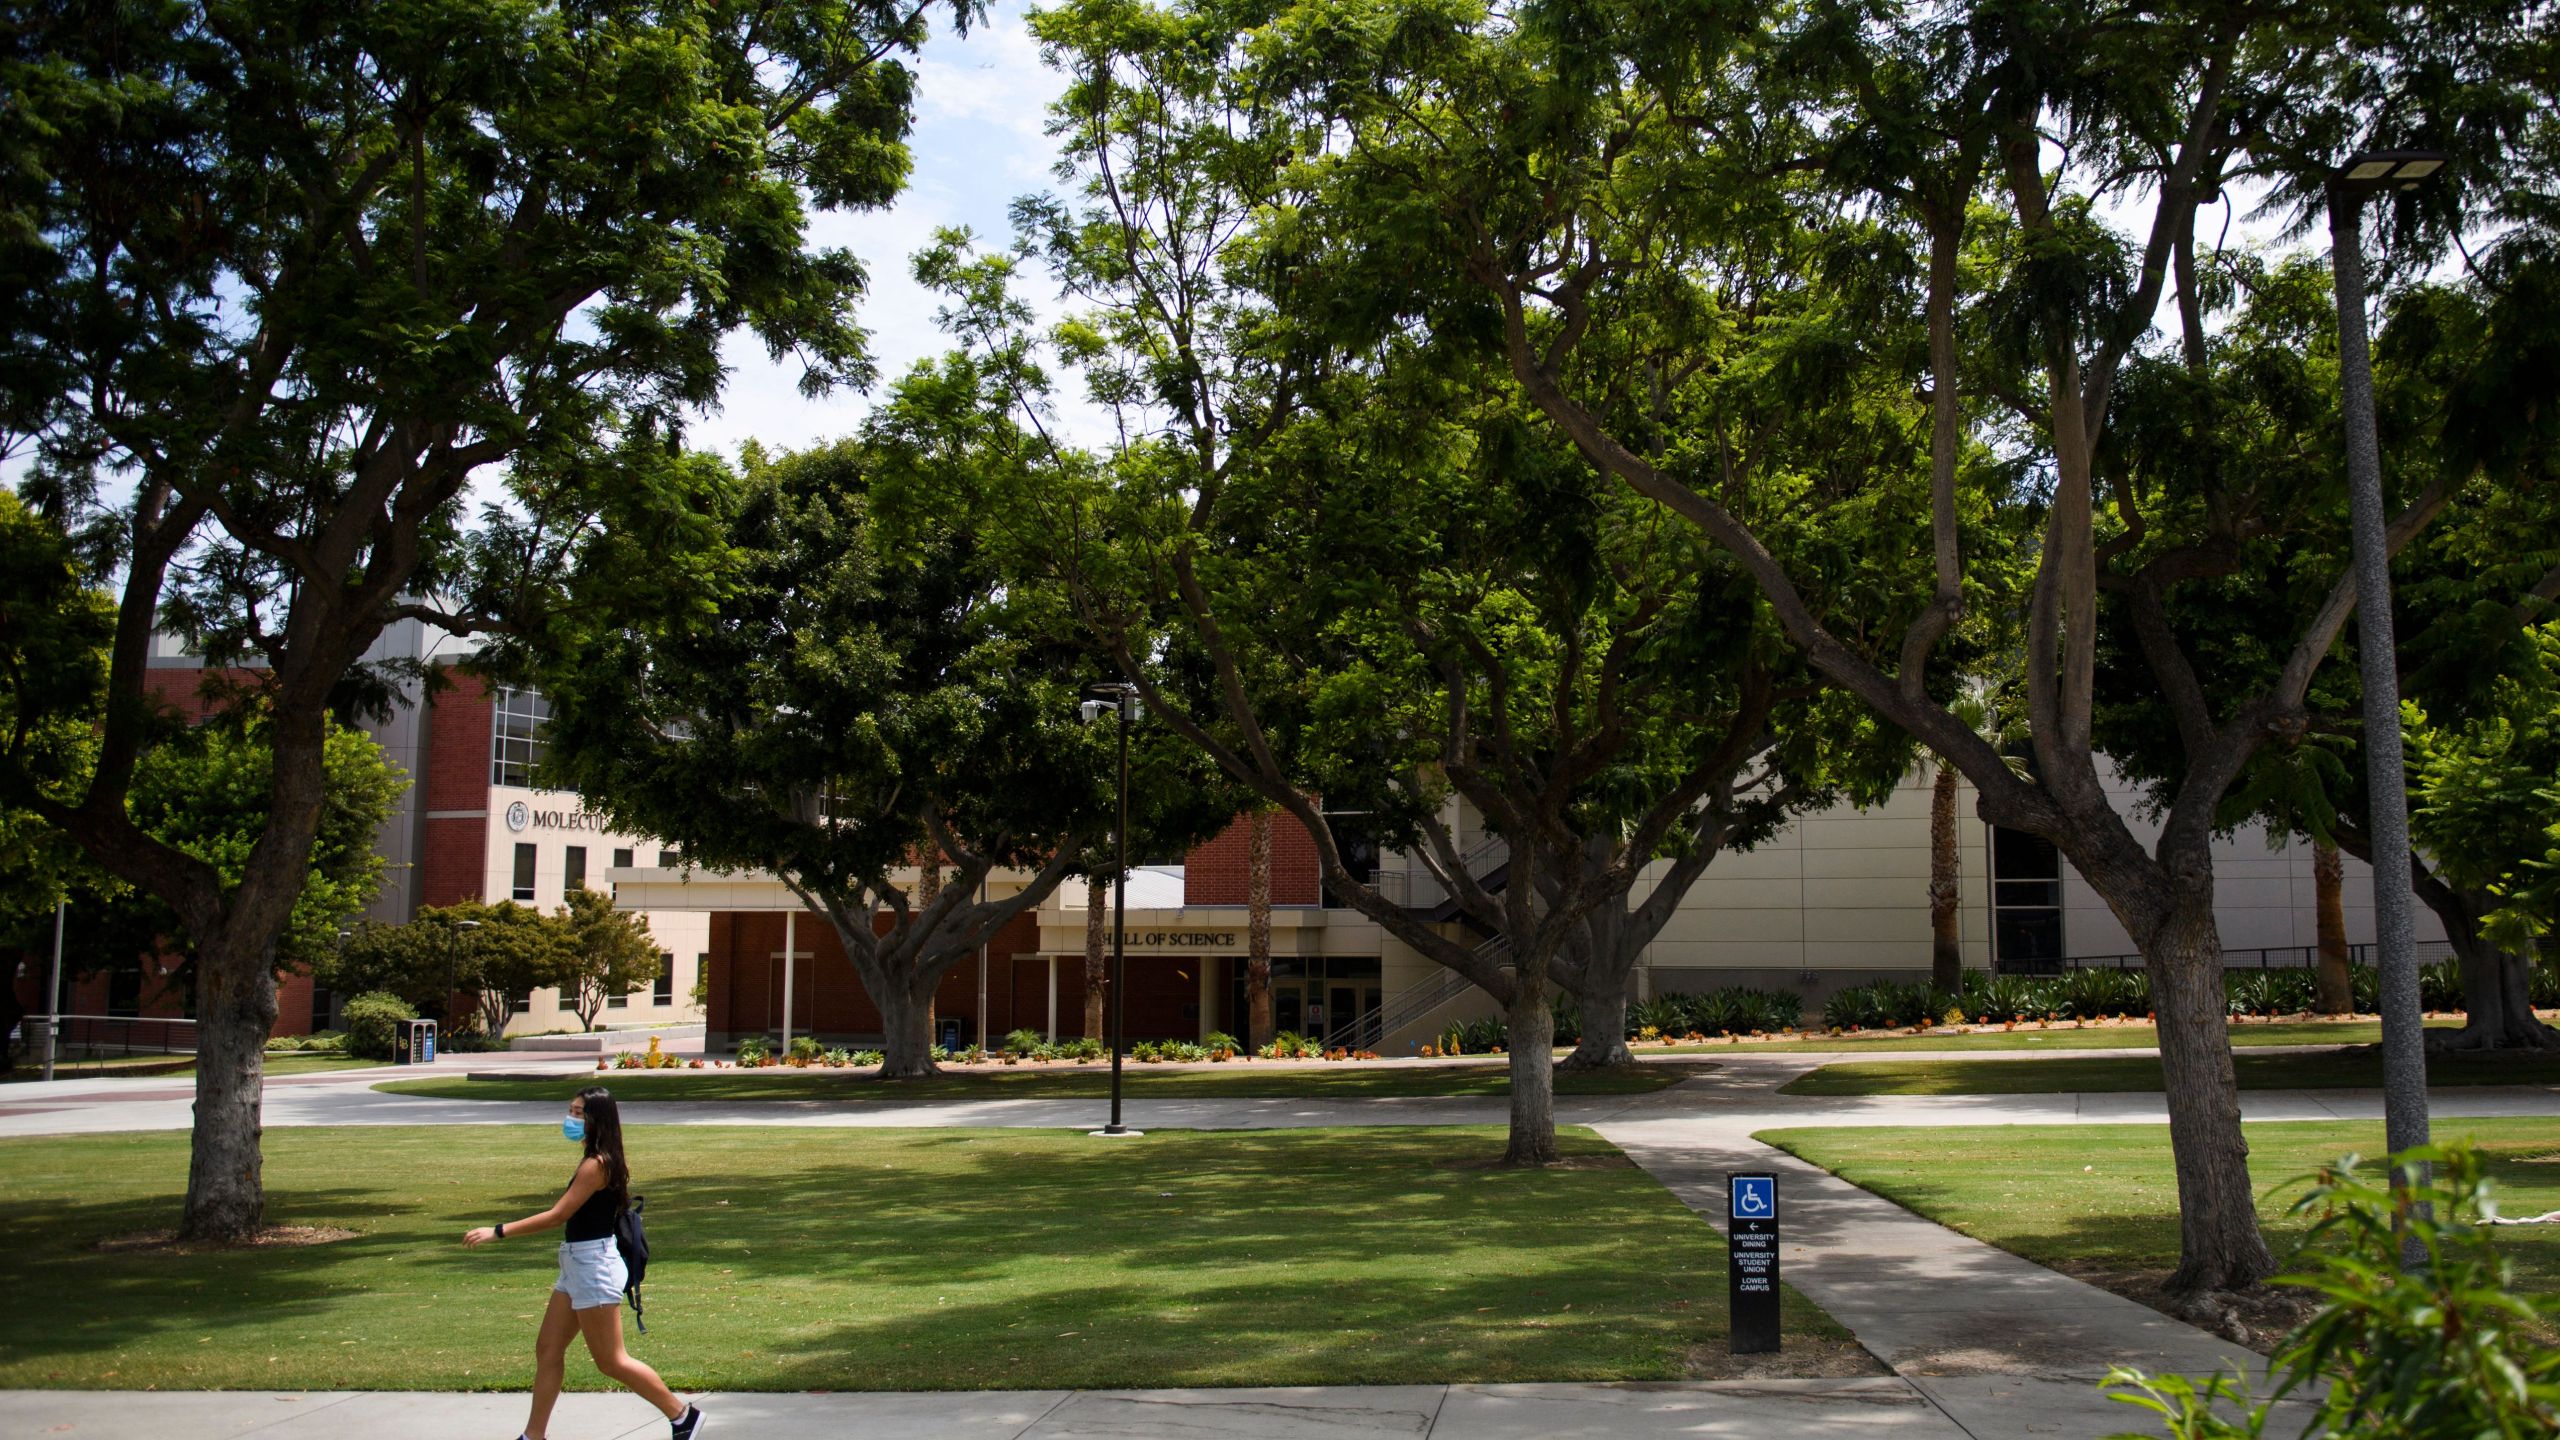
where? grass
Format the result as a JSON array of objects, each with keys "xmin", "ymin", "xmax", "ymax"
[
  {"xmin": 1757, "ymin": 1118, "xmax": 2560, "ymax": 1301},
  {"xmin": 1653, "ymin": 1017, "xmax": 2462, "ymax": 1055},
  {"xmin": 0, "ymin": 1124, "xmax": 1848, "ymax": 1392},
  {"xmin": 375, "ymin": 1059, "xmax": 1713, "ymax": 1104},
  {"xmin": 2, "ymin": 1053, "xmax": 388, "ymax": 1083},
  {"xmin": 1782, "ymin": 1047, "xmax": 2560, "ymax": 1095}
]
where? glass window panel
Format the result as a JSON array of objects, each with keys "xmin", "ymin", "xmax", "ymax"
[
  {"xmin": 1992, "ymin": 826, "xmax": 2061, "ymax": 881},
  {"xmin": 513, "ymin": 843, "xmax": 537, "ymax": 902},
  {"xmin": 564, "ymin": 847, "xmax": 587, "ymax": 892}
]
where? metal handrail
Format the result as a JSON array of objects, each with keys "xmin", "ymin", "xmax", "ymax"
[
  {"xmin": 1349, "ymin": 934, "xmax": 1513, "ymax": 1049},
  {"xmin": 36, "ymin": 1014, "xmax": 200, "ymax": 1057}
]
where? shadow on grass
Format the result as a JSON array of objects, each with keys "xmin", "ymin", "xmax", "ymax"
[{"xmin": 0, "ymin": 1125, "xmax": 1775, "ymax": 1389}]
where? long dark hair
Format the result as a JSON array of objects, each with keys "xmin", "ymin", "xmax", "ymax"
[{"xmin": 576, "ymin": 1084, "xmax": 631, "ymax": 1212}]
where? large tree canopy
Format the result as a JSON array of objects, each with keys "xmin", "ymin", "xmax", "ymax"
[
  {"xmin": 1037, "ymin": 0, "xmax": 2549, "ymax": 1294},
  {"xmin": 0, "ymin": 0, "xmax": 972, "ymax": 1239},
  {"xmin": 520, "ymin": 371, "xmax": 1237, "ymax": 1075}
]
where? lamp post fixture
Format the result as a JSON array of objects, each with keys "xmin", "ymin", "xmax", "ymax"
[
  {"xmin": 2326, "ymin": 148, "xmax": 2447, "ymax": 1210},
  {"xmin": 1080, "ymin": 683, "xmax": 1142, "ymax": 1137},
  {"xmin": 448, "ymin": 918, "xmax": 482, "ymax": 1031}
]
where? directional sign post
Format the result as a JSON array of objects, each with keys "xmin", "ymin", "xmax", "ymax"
[{"xmin": 1727, "ymin": 1173, "xmax": 1780, "ymax": 1354}]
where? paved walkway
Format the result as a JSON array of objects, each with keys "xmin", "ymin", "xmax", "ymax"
[{"xmin": 0, "ymin": 1380, "xmax": 2066, "ymax": 1439}]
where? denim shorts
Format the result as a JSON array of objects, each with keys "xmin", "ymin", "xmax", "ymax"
[{"xmin": 555, "ymin": 1237, "xmax": 627, "ymax": 1310}]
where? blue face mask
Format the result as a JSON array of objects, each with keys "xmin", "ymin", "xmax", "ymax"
[{"xmin": 563, "ymin": 1116, "xmax": 586, "ymax": 1143}]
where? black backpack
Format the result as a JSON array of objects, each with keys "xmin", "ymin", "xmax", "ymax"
[{"xmin": 615, "ymin": 1194, "xmax": 650, "ymax": 1332}]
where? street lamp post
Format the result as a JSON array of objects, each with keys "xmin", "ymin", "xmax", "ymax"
[
  {"xmin": 2326, "ymin": 148, "xmax": 2447, "ymax": 1203},
  {"xmin": 1080, "ymin": 684, "xmax": 1142, "ymax": 1137},
  {"xmin": 449, "ymin": 918, "xmax": 482, "ymax": 1037},
  {"xmin": 42, "ymin": 899, "xmax": 65, "ymax": 1082}
]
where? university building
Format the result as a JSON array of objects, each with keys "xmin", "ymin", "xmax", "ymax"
[
  {"xmin": 623, "ymin": 763, "xmax": 2448, "ymax": 1055},
  {"xmin": 19, "ymin": 621, "xmax": 708, "ymax": 1039}
]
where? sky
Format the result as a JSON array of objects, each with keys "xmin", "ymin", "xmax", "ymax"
[{"xmin": 682, "ymin": 1, "xmax": 1079, "ymax": 463}]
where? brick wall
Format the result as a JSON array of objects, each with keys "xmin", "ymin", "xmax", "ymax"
[
  {"xmin": 700, "ymin": 905, "xmax": 1150, "ymax": 1045},
  {"xmin": 1183, "ymin": 811, "xmax": 1321, "ymax": 905},
  {"xmin": 418, "ymin": 669, "xmax": 493, "ymax": 908}
]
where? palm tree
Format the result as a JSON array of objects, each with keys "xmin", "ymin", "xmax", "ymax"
[
  {"xmin": 1084, "ymin": 871, "xmax": 1107, "ymax": 1040},
  {"xmin": 2312, "ymin": 839, "xmax": 2352, "ymax": 1013},
  {"xmin": 1247, "ymin": 808, "xmax": 1273, "ymax": 1049}
]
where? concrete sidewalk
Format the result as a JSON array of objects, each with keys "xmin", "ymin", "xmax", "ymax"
[{"xmin": 4, "ymin": 1380, "xmax": 2015, "ymax": 1439}]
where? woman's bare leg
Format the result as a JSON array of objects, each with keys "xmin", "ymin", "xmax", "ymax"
[
  {"xmin": 574, "ymin": 1303, "xmax": 683, "ymax": 1418},
  {"xmin": 525, "ymin": 1290, "xmax": 578, "ymax": 1440}
]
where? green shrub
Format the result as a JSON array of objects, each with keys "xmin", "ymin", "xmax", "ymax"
[
  {"xmin": 852, "ymin": 1049, "xmax": 885, "ymax": 1066},
  {"xmin": 735, "ymin": 1035, "xmax": 771, "ymax": 1065},
  {"xmin": 1630, "ymin": 996, "xmax": 1687, "ymax": 1035},
  {"xmin": 788, "ymin": 1035, "xmax": 821, "ymax": 1062},
  {"xmin": 1053, "ymin": 1037, "xmax": 1105, "ymax": 1063},
  {"xmin": 1202, "ymin": 1030, "xmax": 1241, "ymax": 1053},
  {"xmin": 2100, "ymin": 1142, "xmax": 2560, "ymax": 1437},
  {"xmin": 2532, "ymin": 957, "xmax": 2558, "ymax": 1008},
  {"xmin": 1262, "ymin": 1029, "xmax": 1326, "ymax": 1059},
  {"xmin": 341, "ymin": 992, "xmax": 416, "ymax": 1060},
  {"xmin": 1548, "ymin": 1000, "xmax": 1581, "ymax": 1045},
  {"xmin": 1431, "ymin": 1018, "xmax": 1506, "ymax": 1055},
  {"xmin": 1003, "ymin": 1028, "xmax": 1046, "ymax": 1055}
]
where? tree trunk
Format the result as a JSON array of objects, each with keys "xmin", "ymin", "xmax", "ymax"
[
  {"xmin": 1500, "ymin": 987, "xmax": 1559, "ymax": 1167},
  {"xmin": 1247, "ymin": 809, "xmax": 1272, "ymax": 1050},
  {"xmin": 1560, "ymin": 972, "xmax": 1632, "ymax": 1069},
  {"xmin": 180, "ymin": 930, "xmax": 278, "ymax": 1242},
  {"xmin": 1929, "ymin": 761, "xmax": 1963, "ymax": 993},
  {"xmin": 875, "ymin": 973, "xmax": 940, "ymax": 1078},
  {"xmin": 2422, "ymin": 883, "xmax": 2560, "ymax": 1051},
  {"xmin": 2144, "ymin": 898, "xmax": 2277, "ymax": 1293},
  {"xmin": 1084, "ymin": 877, "xmax": 1107, "ymax": 1041},
  {"xmin": 917, "ymin": 844, "xmax": 940, "ymax": 1044},
  {"xmin": 2312, "ymin": 839, "xmax": 2353, "ymax": 1014},
  {"xmin": 1561, "ymin": 902, "xmax": 1634, "ymax": 1070}
]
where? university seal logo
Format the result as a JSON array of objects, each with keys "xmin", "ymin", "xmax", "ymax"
[{"xmin": 505, "ymin": 801, "xmax": 531, "ymax": 832}]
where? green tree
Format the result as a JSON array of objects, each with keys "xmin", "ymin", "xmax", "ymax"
[
  {"xmin": 521, "ymin": 415, "xmax": 1234, "ymax": 1076},
  {"xmin": 1211, "ymin": 0, "xmax": 2539, "ymax": 1291},
  {"xmin": 0, "ymin": 0, "xmax": 969, "ymax": 1240},
  {"xmin": 556, "ymin": 886, "xmax": 662, "ymax": 1032},
  {"xmin": 329, "ymin": 900, "xmax": 569, "ymax": 1042}
]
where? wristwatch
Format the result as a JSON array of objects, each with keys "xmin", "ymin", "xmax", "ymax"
[{"xmin": 495, "ymin": 1222, "xmax": 506, "ymax": 1239}]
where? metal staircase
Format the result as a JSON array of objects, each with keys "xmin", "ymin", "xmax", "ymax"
[{"xmin": 1344, "ymin": 934, "xmax": 1511, "ymax": 1050}]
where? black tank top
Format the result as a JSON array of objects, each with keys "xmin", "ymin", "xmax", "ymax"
[{"xmin": 565, "ymin": 1167, "xmax": 619, "ymax": 1241}]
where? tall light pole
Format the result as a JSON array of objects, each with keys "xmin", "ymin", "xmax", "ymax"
[
  {"xmin": 448, "ymin": 917, "xmax": 482, "ymax": 1037},
  {"xmin": 2327, "ymin": 148, "xmax": 2447, "ymax": 1196},
  {"xmin": 42, "ymin": 899, "xmax": 65, "ymax": 1082},
  {"xmin": 1081, "ymin": 683, "xmax": 1141, "ymax": 1137}
]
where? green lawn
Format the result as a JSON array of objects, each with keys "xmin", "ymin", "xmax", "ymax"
[
  {"xmin": 1656, "ymin": 1017, "xmax": 2459, "ymax": 1055},
  {"xmin": 377, "ymin": 1059, "xmax": 1713, "ymax": 1104},
  {"xmin": 1782, "ymin": 1047, "xmax": 2560, "ymax": 1095},
  {"xmin": 1757, "ymin": 1118, "xmax": 2560, "ymax": 1298},
  {"xmin": 3, "ymin": 1054, "xmax": 385, "ymax": 1083},
  {"xmin": 0, "ymin": 1124, "xmax": 1849, "ymax": 1391}
]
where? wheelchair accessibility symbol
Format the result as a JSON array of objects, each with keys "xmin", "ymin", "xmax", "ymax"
[{"xmin": 1730, "ymin": 1175, "xmax": 1777, "ymax": 1220}]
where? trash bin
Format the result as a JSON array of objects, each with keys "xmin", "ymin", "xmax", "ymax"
[
  {"xmin": 937, "ymin": 1018, "xmax": 963, "ymax": 1052},
  {"xmin": 401, "ymin": 1019, "xmax": 438, "ymax": 1065}
]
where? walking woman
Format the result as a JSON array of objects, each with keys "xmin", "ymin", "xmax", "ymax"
[{"xmin": 464, "ymin": 1085, "xmax": 703, "ymax": 1440}]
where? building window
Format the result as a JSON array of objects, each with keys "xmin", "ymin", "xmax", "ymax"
[
  {"xmin": 613, "ymin": 847, "xmax": 633, "ymax": 870},
  {"xmin": 513, "ymin": 843, "xmax": 537, "ymax": 902},
  {"xmin": 653, "ymin": 954, "xmax": 674, "ymax": 1006},
  {"xmin": 564, "ymin": 846, "xmax": 587, "ymax": 892},
  {"xmin": 107, "ymin": 964, "xmax": 142, "ymax": 1018},
  {"xmin": 490, "ymin": 687, "xmax": 552, "ymax": 787},
  {"xmin": 512, "ymin": 990, "xmax": 532, "ymax": 1013},
  {"xmin": 659, "ymin": 846, "xmax": 681, "ymax": 866},
  {"xmin": 607, "ymin": 989, "xmax": 627, "ymax": 1008},
  {"xmin": 1990, "ymin": 826, "xmax": 2065, "ymax": 972},
  {"xmin": 310, "ymin": 984, "xmax": 334, "ymax": 1033}
]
